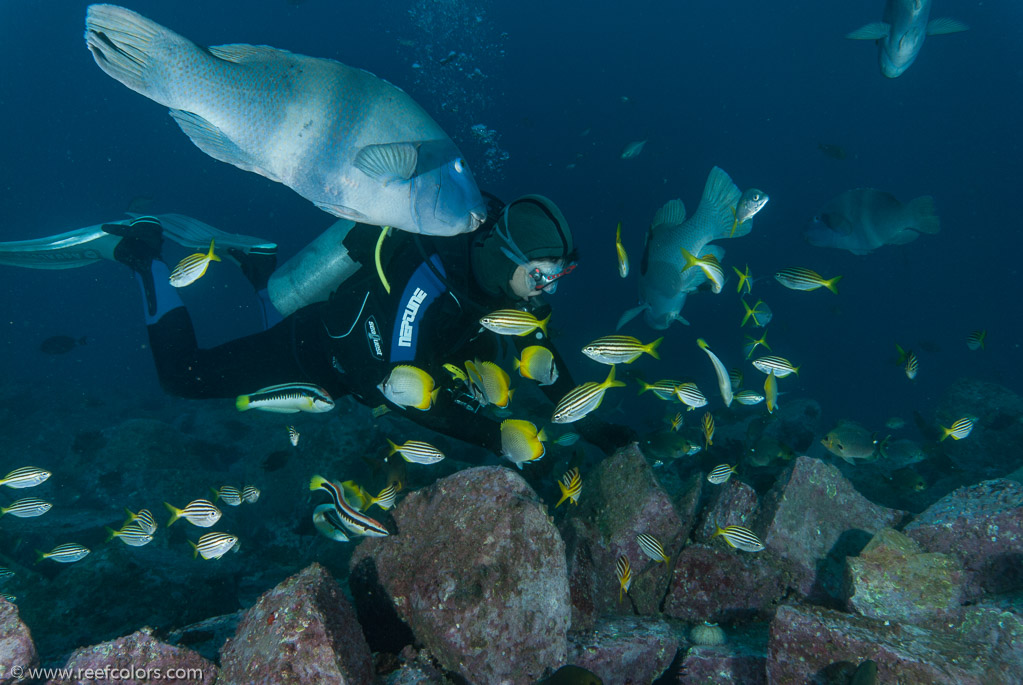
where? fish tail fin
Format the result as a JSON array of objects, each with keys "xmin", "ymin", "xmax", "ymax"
[
  {"xmin": 908, "ymin": 196, "xmax": 940, "ymax": 234},
  {"xmin": 604, "ymin": 365, "xmax": 626, "ymax": 389},
  {"xmin": 164, "ymin": 502, "xmax": 181, "ymax": 526},
  {"xmin": 939, "ymin": 426, "xmax": 952, "ymax": 442},
  {"xmin": 824, "ymin": 275, "xmax": 842, "ymax": 294},
  {"xmin": 894, "ymin": 344, "xmax": 907, "ymax": 366},
  {"xmin": 309, "ymin": 475, "xmax": 328, "ymax": 491},
  {"xmin": 34, "ymin": 550, "xmax": 45, "ymax": 564},
  {"xmin": 188, "ymin": 540, "xmax": 199, "ymax": 559},
  {"xmin": 646, "ymin": 337, "xmax": 664, "ymax": 360},
  {"xmin": 386, "ymin": 439, "xmax": 400, "ymax": 456},
  {"xmin": 85, "ymin": 5, "xmax": 206, "ymax": 109},
  {"xmin": 207, "ymin": 239, "xmax": 220, "ymax": 262},
  {"xmin": 616, "ymin": 304, "xmax": 647, "ymax": 331},
  {"xmin": 235, "ymin": 395, "xmax": 251, "ymax": 411},
  {"xmin": 537, "ymin": 313, "xmax": 551, "ymax": 337},
  {"xmin": 741, "ymin": 299, "xmax": 754, "ymax": 327},
  {"xmin": 512, "ymin": 357, "xmax": 521, "ymax": 371},
  {"xmin": 105, "ymin": 526, "xmax": 118, "ymax": 543},
  {"xmin": 680, "ymin": 247, "xmax": 699, "ymax": 271},
  {"xmin": 210, "ymin": 487, "xmax": 221, "ymax": 502}
]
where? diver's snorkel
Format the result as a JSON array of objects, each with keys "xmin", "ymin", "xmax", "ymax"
[{"xmin": 494, "ymin": 202, "xmax": 577, "ymax": 294}]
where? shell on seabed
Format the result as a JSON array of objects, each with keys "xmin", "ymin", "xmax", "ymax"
[{"xmin": 690, "ymin": 621, "xmax": 727, "ymax": 646}]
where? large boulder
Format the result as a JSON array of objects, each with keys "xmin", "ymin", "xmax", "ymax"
[
  {"xmin": 0, "ymin": 599, "xmax": 36, "ymax": 685},
  {"xmin": 218, "ymin": 563, "xmax": 373, "ymax": 685},
  {"xmin": 47, "ymin": 628, "xmax": 216, "ymax": 685},
  {"xmin": 566, "ymin": 616, "xmax": 679, "ymax": 685},
  {"xmin": 904, "ymin": 479, "xmax": 1023, "ymax": 598},
  {"xmin": 845, "ymin": 528, "xmax": 965, "ymax": 626},
  {"xmin": 350, "ymin": 466, "xmax": 570, "ymax": 685},
  {"xmin": 768, "ymin": 603, "xmax": 1017, "ymax": 684},
  {"xmin": 756, "ymin": 456, "xmax": 907, "ymax": 601}
]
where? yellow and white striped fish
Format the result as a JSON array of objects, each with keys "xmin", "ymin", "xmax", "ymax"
[
  {"xmin": 674, "ymin": 382, "xmax": 708, "ymax": 410},
  {"xmin": 701, "ymin": 412, "xmax": 715, "ymax": 449},
  {"xmin": 582, "ymin": 335, "xmax": 662, "ymax": 365},
  {"xmin": 707, "ymin": 463, "xmax": 736, "ymax": 485},
  {"xmin": 552, "ymin": 366, "xmax": 626, "ymax": 424},
  {"xmin": 555, "ymin": 467, "xmax": 582, "ymax": 507},
  {"xmin": 752, "ymin": 356, "xmax": 799, "ymax": 378},
  {"xmin": 479, "ymin": 309, "xmax": 550, "ymax": 337},
  {"xmin": 637, "ymin": 379, "xmax": 684, "ymax": 401},
  {"xmin": 165, "ymin": 499, "xmax": 222, "ymax": 528},
  {"xmin": 387, "ymin": 439, "xmax": 446, "ymax": 465},
  {"xmin": 636, "ymin": 533, "xmax": 669, "ymax": 564},
  {"xmin": 940, "ymin": 417, "xmax": 974, "ymax": 441},
  {"xmin": 36, "ymin": 543, "xmax": 90, "ymax": 564},
  {"xmin": 0, "ymin": 498, "xmax": 52, "ymax": 518},
  {"xmin": 966, "ymin": 330, "xmax": 986, "ymax": 351},
  {"xmin": 0, "ymin": 466, "xmax": 51, "ymax": 489},
  {"xmin": 680, "ymin": 248, "xmax": 725, "ymax": 294},
  {"xmin": 124, "ymin": 507, "xmax": 158, "ymax": 534},
  {"xmin": 712, "ymin": 524, "xmax": 764, "ymax": 552},
  {"xmin": 774, "ymin": 267, "xmax": 841, "ymax": 294},
  {"xmin": 616, "ymin": 555, "xmax": 632, "ymax": 601},
  {"xmin": 170, "ymin": 239, "xmax": 220, "ymax": 287},
  {"xmin": 615, "ymin": 222, "xmax": 629, "ymax": 278},
  {"xmin": 105, "ymin": 521, "xmax": 154, "ymax": 547},
  {"xmin": 190, "ymin": 532, "xmax": 239, "ymax": 560}
]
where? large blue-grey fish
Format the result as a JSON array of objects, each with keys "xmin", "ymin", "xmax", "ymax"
[
  {"xmin": 846, "ymin": 0, "xmax": 968, "ymax": 78},
  {"xmin": 84, "ymin": 5, "xmax": 485, "ymax": 236},
  {"xmin": 619, "ymin": 167, "xmax": 746, "ymax": 330},
  {"xmin": 804, "ymin": 188, "xmax": 939, "ymax": 255}
]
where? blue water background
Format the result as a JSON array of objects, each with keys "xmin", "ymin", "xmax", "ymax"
[{"xmin": 0, "ymin": 1, "xmax": 1019, "ymax": 439}]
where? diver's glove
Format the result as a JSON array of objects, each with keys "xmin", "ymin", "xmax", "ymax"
[
  {"xmin": 227, "ymin": 247, "xmax": 277, "ymax": 292},
  {"xmin": 575, "ymin": 417, "xmax": 639, "ymax": 455}
]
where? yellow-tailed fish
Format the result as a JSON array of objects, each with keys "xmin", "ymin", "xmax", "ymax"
[
  {"xmin": 741, "ymin": 298, "xmax": 773, "ymax": 328},
  {"xmin": 669, "ymin": 412, "xmax": 684, "ymax": 432},
  {"xmin": 123, "ymin": 508, "xmax": 157, "ymax": 534},
  {"xmin": 774, "ymin": 267, "xmax": 842, "ymax": 294},
  {"xmin": 636, "ymin": 533, "xmax": 669, "ymax": 564},
  {"xmin": 514, "ymin": 345, "xmax": 559, "ymax": 386},
  {"xmin": 734, "ymin": 390, "xmax": 764, "ymax": 406},
  {"xmin": 0, "ymin": 466, "xmax": 51, "ymax": 489},
  {"xmin": 312, "ymin": 503, "xmax": 350, "ymax": 542},
  {"xmin": 165, "ymin": 499, "xmax": 222, "ymax": 528},
  {"xmin": 189, "ymin": 532, "xmax": 239, "ymax": 560},
  {"xmin": 615, "ymin": 222, "xmax": 629, "ymax": 278},
  {"xmin": 552, "ymin": 366, "xmax": 626, "ymax": 423},
  {"xmin": 904, "ymin": 350, "xmax": 919, "ymax": 380},
  {"xmin": 371, "ymin": 404, "xmax": 391, "ymax": 418},
  {"xmin": 743, "ymin": 331, "xmax": 770, "ymax": 359},
  {"xmin": 680, "ymin": 248, "xmax": 725, "ymax": 294},
  {"xmin": 210, "ymin": 485, "xmax": 243, "ymax": 506},
  {"xmin": 711, "ymin": 524, "xmax": 765, "ymax": 552},
  {"xmin": 499, "ymin": 419, "xmax": 547, "ymax": 468},
  {"xmin": 616, "ymin": 555, "xmax": 632, "ymax": 601},
  {"xmin": 241, "ymin": 485, "xmax": 260, "ymax": 503},
  {"xmin": 730, "ymin": 188, "xmax": 769, "ymax": 237},
  {"xmin": 387, "ymin": 438, "xmax": 446, "ymax": 465},
  {"xmin": 378, "ymin": 365, "xmax": 438, "ymax": 411},
  {"xmin": 443, "ymin": 362, "xmax": 468, "ymax": 384},
  {"xmin": 555, "ymin": 467, "xmax": 582, "ymax": 507},
  {"xmin": 706, "ymin": 463, "xmax": 736, "ymax": 484},
  {"xmin": 236, "ymin": 383, "xmax": 334, "ymax": 414},
  {"xmin": 696, "ymin": 338, "xmax": 733, "ymax": 407},
  {"xmin": 309, "ymin": 475, "xmax": 388, "ymax": 537},
  {"xmin": 728, "ymin": 368, "xmax": 743, "ymax": 392},
  {"xmin": 940, "ymin": 417, "xmax": 974, "ymax": 441},
  {"xmin": 479, "ymin": 309, "xmax": 550, "ymax": 337},
  {"xmin": 476, "ymin": 360, "xmax": 513, "ymax": 408},
  {"xmin": 673, "ymin": 382, "xmax": 708, "ymax": 410},
  {"xmin": 36, "ymin": 543, "xmax": 90, "ymax": 564},
  {"xmin": 287, "ymin": 425, "xmax": 300, "ymax": 447},
  {"xmin": 0, "ymin": 498, "xmax": 52, "ymax": 518},
  {"xmin": 340, "ymin": 480, "xmax": 373, "ymax": 510},
  {"xmin": 582, "ymin": 335, "xmax": 662, "ymax": 365},
  {"xmin": 733, "ymin": 264, "xmax": 752, "ymax": 295},
  {"xmin": 764, "ymin": 370, "xmax": 778, "ymax": 414},
  {"xmin": 367, "ymin": 484, "xmax": 398, "ymax": 511},
  {"xmin": 105, "ymin": 522, "xmax": 153, "ymax": 547},
  {"xmin": 170, "ymin": 239, "xmax": 220, "ymax": 288},
  {"xmin": 752, "ymin": 356, "xmax": 799, "ymax": 378},
  {"xmin": 637, "ymin": 379, "xmax": 683, "ymax": 401},
  {"xmin": 701, "ymin": 412, "xmax": 715, "ymax": 449},
  {"xmin": 966, "ymin": 330, "xmax": 986, "ymax": 351}
]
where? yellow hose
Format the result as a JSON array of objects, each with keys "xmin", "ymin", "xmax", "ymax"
[{"xmin": 375, "ymin": 225, "xmax": 391, "ymax": 294}]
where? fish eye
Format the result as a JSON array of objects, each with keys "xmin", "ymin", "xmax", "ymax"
[{"xmin": 453, "ymin": 157, "xmax": 465, "ymax": 174}]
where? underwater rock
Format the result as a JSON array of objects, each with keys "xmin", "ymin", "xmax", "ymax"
[
  {"xmin": 677, "ymin": 622, "xmax": 768, "ymax": 684},
  {"xmin": 559, "ymin": 517, "xmax": 607, "ymax": 632},
  {"xmin": 904, "ymin": 478, "xmax": 1023, "ymax": 598},
  {"xmin": 767, "ymin": 603, "xmax": 1017, "ymax": 684},
  {"xmin": 350, "ymin": 466, "xmax": 569, "ymax": 685},
  {"xmin": 586, "ymin": 444, "xmax": 684, "ymax": 616},
  {"xmin": 48, "ymin": 627, "xmax": 216, "ymax": 685},
  {"xmin": 695, "ymin": 477, "xmax": 760, "ymax": 539},
  {"xmin": 0, "ymin": 598, "xmax": 37, "ymax": 684},
  {"xmin": 756, "ymin": 456, "xmax": 908, "ymax": 602},
  {"xmin": 566, "ymin": 615, "xmax": 678, "ymax": 685},
  {"xmin": 844, "ymin": 528, "xmax": 965, "ymax": 626},
  {"xmin": 663, "ymin": 544, "xmax": 788, "ymax": 622},
  {"xmin": 218, "ymin": 563, "xmax": 372, "ymax": 685}
]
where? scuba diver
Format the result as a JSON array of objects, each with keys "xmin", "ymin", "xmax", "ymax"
[{"xmin": 58, "ymin": 194, "xmax": 637, "ymax": 460}]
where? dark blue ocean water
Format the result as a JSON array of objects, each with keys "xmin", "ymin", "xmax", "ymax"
[{"xmin": 0, "ymin": 1, "xmax": 1019, "ymax": 438}]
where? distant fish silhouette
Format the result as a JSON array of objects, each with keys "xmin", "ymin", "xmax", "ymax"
[
  {"xmin": 817, "ymin": 142, "xmax": 847, "ymax": 160},
  {"xmin": 38, "ymin": 336, "xmax": 86, "ymax": 355}
]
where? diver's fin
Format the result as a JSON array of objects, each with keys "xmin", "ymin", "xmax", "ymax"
[
  {"xmin": 354, "ymin": 143, "xmax": 419, "ymax": 183},
  {"xmin": 0, "ymin": 214, "xmax": 276, "ymax": 270},
  {"xmin": 845, "ymin": 22, "xmax": 890, "ymax": 40},
  {"xmin": 651, "ymin": 199, "xmax": 686, "ymax": 228},
  {"xmin": 926, "ymin": 18, "xmax": 969, "ymax": 36},
  {"xmin": 616, "ymin": 304, "xmax": 648, "ymax": 331},
  {"xmin": 169, "ymin": 110, "xmax": 268, "ymax": 179},
  {"xmin": 694, "ymin": 167, "xmax": 742, "ymax": 240}
]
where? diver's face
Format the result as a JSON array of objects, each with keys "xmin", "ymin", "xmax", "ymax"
[{"xmin": 509, "ymin": 259, "xmax": 566, "ymax": 300}]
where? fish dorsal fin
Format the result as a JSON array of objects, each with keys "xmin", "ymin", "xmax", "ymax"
[
  {"xmin": 926, "ymin": 18, "xmax": 969, "ymax": 36},
  {"xmin": 652, "ymin": 199, "xmax": 686, "ymax": 228},
  {"xmin": 208, "ymin": 43, "xmax": 289, "ymax": 64},
  {"xmin": 355, "ymin": 143, "xmax": 419, "ymax": 183},
  {"xmin": 845, "ymin": 22, "xmax": 891, "ymax": 40}
]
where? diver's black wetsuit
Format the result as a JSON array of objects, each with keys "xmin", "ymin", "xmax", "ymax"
[{"xmin": 145, "ymin": 206, "xmax": 621, "ymax": 456}]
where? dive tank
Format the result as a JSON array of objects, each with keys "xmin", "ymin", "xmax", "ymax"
[{"xmin": 268, "ymin": 219, "xmax": 361, "ymax": 317}]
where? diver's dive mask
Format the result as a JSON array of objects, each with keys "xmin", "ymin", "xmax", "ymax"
[{"xmin": 495, "ymin": 198, "xmax": 577, "ymax": 294}]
